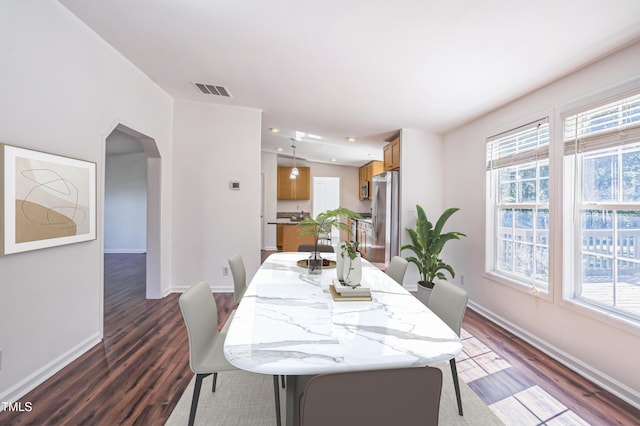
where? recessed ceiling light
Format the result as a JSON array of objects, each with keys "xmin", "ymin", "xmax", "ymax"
[
  {"xmin": 277, "ymin": 147, "xmax": 283, "ymax": 152},
  {"xmin": 270, "ymin": 128, "xmax": 280, "ymax": 133},
  {"xmin": 331, "ymin": 158, "xmax": 337, "ymax": 162},
  {"xmin": 294, "ymin": 130, "xmax": 323, "ymax": 141},
  {"xmin": 347, "ymin": 137, "xmax": 356, "ymax": 142}
]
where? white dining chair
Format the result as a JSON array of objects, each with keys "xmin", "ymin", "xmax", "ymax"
[
  {"xmin": 179, "ymin": 281, "xmax": 239, "ymax": 426},
  {"xmin": 385, "ymin": 256, "xmax": 408, "ymax": 285},
  {"xmin": 180, "ymin": 280, "xmax": 282, "ymax": 426},
  {"xmin": 427, "ymin": 280, "xmax": 469, "ymax": 416},
  {"xmin": 228, "ymin": 253, "xmax": 247, "ymax": 304}
]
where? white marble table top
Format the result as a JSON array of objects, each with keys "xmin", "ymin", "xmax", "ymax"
[{"xmin": 223, "ymin": 252, "xmax": 462, "ymax": 376}]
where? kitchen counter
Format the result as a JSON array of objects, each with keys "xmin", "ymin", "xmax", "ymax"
[
  {"xmin": 268, "ymin": 220, "xmax": 304, "ymax": 225},
  {"xmin": 270, "ymin": 220, "xmax": 315, "ymax": 251},
  {"xmin": 355, "ymin": 218, "xmax": 372, "ymax": 224}
]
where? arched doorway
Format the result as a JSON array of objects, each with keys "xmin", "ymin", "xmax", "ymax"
[{"xmin": 104, "ymin": 124, "xmax": 161, "ymax": 300}]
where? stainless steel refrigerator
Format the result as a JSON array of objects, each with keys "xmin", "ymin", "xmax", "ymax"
[{"xmin": 371, "ymin": 170, "xmax": 399, "ymax": 266}]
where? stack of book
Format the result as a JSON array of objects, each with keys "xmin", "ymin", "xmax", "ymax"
[{"xmin": 329, "ymin": 278, "xmax": 372, "ymax": 302}]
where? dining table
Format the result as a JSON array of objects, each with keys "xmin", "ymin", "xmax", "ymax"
[{"xmin": 223, "ymin": 251, "xmax": 462, "ymax": 426}]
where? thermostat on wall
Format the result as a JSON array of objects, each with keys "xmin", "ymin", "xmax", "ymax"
[{"xmin": 230, "ymin": 181, "xmax": 240, "ymax": 190}]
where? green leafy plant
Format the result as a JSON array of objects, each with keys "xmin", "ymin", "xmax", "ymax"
[
  {"xmin": 340, "ymin": 240, "xmax": 359, "ymax": 260},
  {"xmin": 297, "ymin": 207, "xmax": 361, "ymax": 253},
  {"xmin": 401, "ymin": 205, "xmax": 466, "ymax": 289}
]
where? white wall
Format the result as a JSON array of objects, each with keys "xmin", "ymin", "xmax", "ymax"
[
  {"xmin": 104, "ymin": 152, "xmax": 147, "ymax": 253},
  {"xmin": 261, "ymin": 152, "xmax": 278, "ymax": 250},
  {"xmin": 172, "ymin": 101, "xmax": 261, "ymax": 292},
  {"xmin": 444, "ymin": 40, "xmax": 640, "ymax": 406},
  {"xmin": 0, "ymin": 2, "xmax": 174, "ymax": 403},
  {"xmin": 399, "ymin": 129, "xmax": 445, "ymax": 289}
]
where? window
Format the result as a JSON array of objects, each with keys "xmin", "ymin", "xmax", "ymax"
[
  {"xmin": 486, "ymin": 118, "xmax": 550, "ymax": 292},
  {"xmin": 564, "ymin": 91, "xmax": 640, "ymax": 320}
]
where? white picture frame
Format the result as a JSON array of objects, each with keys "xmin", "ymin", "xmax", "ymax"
[{"xmin": 1, "ymin": 144, "xmax": 96, "ymax": 255}]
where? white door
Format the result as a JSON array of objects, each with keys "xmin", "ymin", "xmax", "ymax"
[{"xmin": 313, "ymin": 177, "xmax": 340, "ymax": 243}]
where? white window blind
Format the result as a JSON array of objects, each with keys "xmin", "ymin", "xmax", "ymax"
[
  {"xmin": 485, "ymin": 117, "xmax": 550, "ymax": 291},
  {"xmin": 563, "ymin": 89, "xmax": 640, "ymax": 322},
  {"xmin": 486, "ymin": 118, "xmax": 549, "ymax": 170},
  {"xmin": 564, "ymin": 92, "xmax": 640, "ymax": 154}
]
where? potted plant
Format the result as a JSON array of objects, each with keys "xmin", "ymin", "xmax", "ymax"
[
  {"xmin": 401, "ymin": 205, "xmax": 466, "ymax": 305},
  {"xmin": 297, "ymin": 207, "xmax": 361, "ymax": 274}
]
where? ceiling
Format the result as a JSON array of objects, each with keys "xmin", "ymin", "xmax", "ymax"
[{"xmin": 59, "ymin": 0, "xmax": 640, "ymax": 167}]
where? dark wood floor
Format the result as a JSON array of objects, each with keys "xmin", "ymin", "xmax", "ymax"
[
  {"xmin": 0, "ymin": 253, "xmax": 637, "ymax": 425},
  {"xmin": 460, "ymin": 309, "xmax": 640, "ymax": 425}
]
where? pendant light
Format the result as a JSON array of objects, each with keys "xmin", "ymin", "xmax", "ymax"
[{"xmin": 290, "ymin": 139, "xmax": 299, "ymax": 179}]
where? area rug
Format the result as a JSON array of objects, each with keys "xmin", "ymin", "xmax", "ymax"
[{"xmin": 166, "ymin": 363, "xmax": 503, "ymax": 425}]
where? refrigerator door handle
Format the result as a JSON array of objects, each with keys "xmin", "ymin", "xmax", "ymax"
[{"xmin": 372, "ymin": 182, "xmax": 377, "ymax": 230}]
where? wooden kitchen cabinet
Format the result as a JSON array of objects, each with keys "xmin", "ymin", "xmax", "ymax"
[
  {"xmin": 281, "ymin": 223, "xmax": 315, "ymax": 252},
  {"xmin": 371, "ymin": 161, "xmax": 384, "ymax": 177},
  {"xmin": 358, "ymin": 161, "xmax": 384, "ymax": 200},
  {"xmin": 277, "ymin": 167, "xmax": 310, "ymax": 200},
  {"xmin": 276, "ymin": 224, "xmax": 284, "ymax": 250},
  {"xmin": 383, "ymin": 137, "xmax": 400, "ymax": 170},
  {"xmin": 356, "ymin": 220, "xmax": 371, "ymax": 260}
]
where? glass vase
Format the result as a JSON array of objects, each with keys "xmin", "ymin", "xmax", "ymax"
[{"xmin": 308, "ymin": 251, "xmax": 323, "ymax": 275}]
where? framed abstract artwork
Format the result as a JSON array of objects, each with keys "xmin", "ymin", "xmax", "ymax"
[{"xmin": 0, "ymin": 144, "xmax": 96, "ymax": 255}]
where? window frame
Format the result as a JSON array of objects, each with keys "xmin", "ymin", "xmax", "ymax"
[
  {"xmin": 561, "ymin": 87, "xmax": 640, "ymax": 326},
  {"xmin": 485, "ymin": 117, "xmax": 553, "ymax": 299}
]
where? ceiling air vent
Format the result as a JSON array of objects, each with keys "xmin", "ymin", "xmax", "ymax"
[{"xmin": 193, "ymin": 82, "xmax": 232, "ymax": 97}]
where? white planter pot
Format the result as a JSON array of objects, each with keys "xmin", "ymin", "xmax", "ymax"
[
  {"xmin": 343, "ymin": 253, "xmax": 362, "ymax": 286},
  {"xmin": 416, "ymin": 282, "xmax": 433, "ymax": 306},
  {"xmin": 335, "ymin": 244, "xmax": 345, "ymax": 281}
]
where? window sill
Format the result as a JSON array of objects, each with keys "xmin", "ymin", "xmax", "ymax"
[
  {"xmin": 559, "ymin": 297, "xmax": 640, "ymax": 337},
  {"xmin": 483, "ymin": 271, "xmax": 553, "ymax": 303}
]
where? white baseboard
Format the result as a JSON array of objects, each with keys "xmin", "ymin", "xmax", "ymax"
[
  {"xmin": 166, "ymin": 283, "xmax": 233, "ymax": 295},
  {"xmin": 103, "ymin": 249, "xmax": 146, "ymax": 254},
  {"xmin": 403, "ymin": 282, "xmax": 418, "ymax": 292},
  {"xmin": 468, "ymin": 301, "xmax": 640, "ymax": 410},
  {"xmin": 262, "ymin": 245, "xmax": 278, "ymax": 251},
  {"xmin": 0, "ymin": 333, "xmax": 101, "ymax": 408},
  {"xmin": 161, "ymin": 286, "xmax": 175, "ymax": 298}
]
